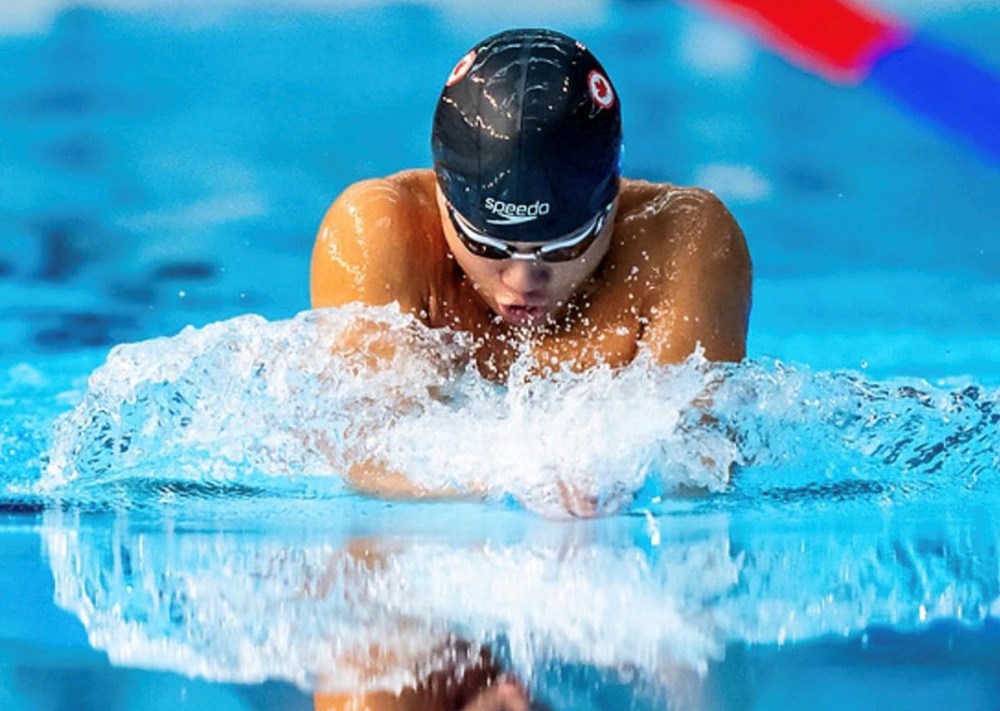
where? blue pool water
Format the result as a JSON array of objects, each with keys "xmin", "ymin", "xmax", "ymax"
[{"xmin": 1, "ymin": 1, "xmax": 999, "ymax": 709}]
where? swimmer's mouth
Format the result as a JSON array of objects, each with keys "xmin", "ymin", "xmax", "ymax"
[{"xmin": 496, "ymin": 302, "xmax": 547, "ymax": 325}]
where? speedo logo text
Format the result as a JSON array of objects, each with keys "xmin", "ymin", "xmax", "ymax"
[{"xmin": 484, "ymin": 198, "xmax": 551, "ymax": 225}]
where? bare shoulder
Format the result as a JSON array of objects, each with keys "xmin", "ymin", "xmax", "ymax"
[
  {"xmin": 620, "ymin": 179, "xmax": 752, "ymax": 363},
  {"xmin": 316, "ymin": 169, "xmax": 436, "ymax": 240},
  {"xmin": 620, "ymin": 179, "xmax": 737, "ymax": 228},
  {"xmin": 310, "ymin": 169, "xmax": 439, "ymax": 310},
  {"xmin": 618, "ymin": 179, "xmax": 749, "ymax": 267}
]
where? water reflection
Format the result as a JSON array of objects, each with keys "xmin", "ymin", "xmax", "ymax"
[{"xmin": 40, "ymin": 504, "xmax": 1000, "ymax": 709}]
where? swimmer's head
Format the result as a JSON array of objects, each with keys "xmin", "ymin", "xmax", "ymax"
[{"xmin": 432, "ymin": 29, "xmax": 622, "ymax": 245}]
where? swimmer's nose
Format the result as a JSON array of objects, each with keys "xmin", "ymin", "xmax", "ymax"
[{"xmin": 500, "ymin": 259, "xmax": 550, "ymax": 294}]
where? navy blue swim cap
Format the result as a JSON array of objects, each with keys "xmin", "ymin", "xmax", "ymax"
[{"xmin": 432, "ymin": 29, "xmax": 622, "ymax": 243}]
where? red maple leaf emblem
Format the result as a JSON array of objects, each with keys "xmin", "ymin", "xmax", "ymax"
[{"xmin": 588, "ymin": 71, "xmax": 615, "ymax": 108}]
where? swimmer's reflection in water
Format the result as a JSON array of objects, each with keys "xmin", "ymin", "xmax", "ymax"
[
  {"xmin": 303, "ymin": 540, "xmax": 538, "ymax": 710},
  {"xmin": 309, "ymin": 28, "xmax": 751, "ymax": 508},
  {"xmin": 313, "ymin": 646, "xmax": 535, "ymax": 711}
]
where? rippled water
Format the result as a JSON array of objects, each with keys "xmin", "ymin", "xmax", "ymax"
[
  {"xmin": 1, "ymin": 302, "xmax": 997, "ymax": 707},
  {"xmin": 25, "ymin": 498, "xmax": 1000, "ymax": 708},
  {"xmin": 1, "ymin": 0, "xmax": 998, "ymax": 709}
]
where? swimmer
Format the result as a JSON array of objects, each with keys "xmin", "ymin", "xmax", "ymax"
[
  {"xmin": 309, "ymin": 29, "xmax": 751, "ymax": 508},
  {"xmin": 311, "ymin": 28, "xmax": 751, "ymax": 382}
]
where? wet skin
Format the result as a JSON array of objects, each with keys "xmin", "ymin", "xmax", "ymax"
[
  {"xmin": 310, "ymin": 169, "xmax": 752, "ymax": 382},
  {"xmin": 309, "ymin": 169, "xmax": 751, "ymax": 507}
]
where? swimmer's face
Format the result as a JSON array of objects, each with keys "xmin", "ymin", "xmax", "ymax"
[{"xmin": 437, "ymin": 186, "xmax": 616, "ymax": 327}]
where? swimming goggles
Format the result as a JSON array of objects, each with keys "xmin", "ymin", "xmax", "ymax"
[{"xmin": 446, "ymin": 201, "xmax": 614, "ymax": 263}]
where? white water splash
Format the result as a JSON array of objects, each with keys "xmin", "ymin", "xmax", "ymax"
[
  {"xmin": 37, "ymin": 305, "xmax": 1000, "ymax": 516},
  {"xmin": 40, "ymin": 306, "xmax": 738, "ymax": 516}
]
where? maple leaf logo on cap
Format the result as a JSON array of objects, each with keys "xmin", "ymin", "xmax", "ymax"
[
  {"xmin": 588, "ymin": 70, "xmax": 615, "ymax": 109},
  {"xmin": 446, "ymin": 49, "xmax": 477, "ymax": 87}
]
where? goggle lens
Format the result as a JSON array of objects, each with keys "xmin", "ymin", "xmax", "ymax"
[{"xmin": 447, "ymin": 203, "xmax": 612, "ymax": 263}]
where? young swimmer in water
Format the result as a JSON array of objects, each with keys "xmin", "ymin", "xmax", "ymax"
[
  {"xmin": 309, "ymin": 27, "xmax": 751, "ymax": 512},
  {"xmin": 311, "ymin": 28, "xmax": 752, "ymax": 385},
  {"xmin": 308, "ymin": 31, "xmax": 750, "ymax": 706}
]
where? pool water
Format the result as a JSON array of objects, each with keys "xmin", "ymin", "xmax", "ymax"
[{"xmin": 1, "ymin": 1, "xmax": 999, "ymax": 709}]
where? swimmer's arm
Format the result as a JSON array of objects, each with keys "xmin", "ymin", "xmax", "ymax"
[
  {"xmin": 641, "ymin": 192, "xmax": 751, "ymax": 364},
  {"xmin": 636, "ymin": 194, "xmax": 750, "ymax": 487},
  {"xmin": 310, "ymin": 177, "xmax": 428, "ymax": 315},
  {"xmin": 311, "ymin": 177, "xmax": 454, "ymax": 363},
  {"xmin": 345, "ymin": 457, "xmax": 469, "ymax": 500},
  {"xmin": 309, "ymin": 179, "xmax": 479, "ymax": 501}
]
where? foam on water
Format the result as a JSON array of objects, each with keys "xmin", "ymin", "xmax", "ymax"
[
  {"xmin": 33, "ymin": 305, "xmax": 1000, "ymax": 517},
  {"xmin": 36, "ymin": 304, "xmax": 734, "ymax": 515}
]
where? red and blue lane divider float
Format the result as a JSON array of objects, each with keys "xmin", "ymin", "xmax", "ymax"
[{"xmin": 691, "ymin": 0, "xmax": 1000, "ymax": 165}]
